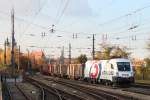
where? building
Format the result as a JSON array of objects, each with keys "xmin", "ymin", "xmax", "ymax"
[{"xmin": 30, "ymin": 50, "xmax": 46, "ymax": 69}]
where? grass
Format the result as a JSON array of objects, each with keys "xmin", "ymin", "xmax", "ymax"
[
  {"xmin": 135, "ymin": 80, "xmax": 150, "ymax": 85},
  {"xmin": 0, "ymin": 65, "xmax": 13, "ymax": 71},
  {"xmin": 0, "ymin": 64, "xmax": 10, "ymax": 71}
]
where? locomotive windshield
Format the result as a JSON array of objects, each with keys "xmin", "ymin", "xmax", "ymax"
[{"xmin": 117, "ymin": 62, "xmax": 131, "ymax": 71}]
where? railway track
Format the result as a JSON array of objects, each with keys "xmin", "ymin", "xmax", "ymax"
[
  {"xmin": 26, "ymin": 77, "xmax": 88, "ymax": 100},
  {"xmin": 27, "ymin": 81, "xmax": 45, "ymax": 100},
  {"xmin": 54, "ymin": 80, "xmax": 121, "ymax": 100},
  {"xmin": 45, "ymin": 77, "xmax": 133, "ymax": 100},
  {"xmin": 74, "ymin": 80, "xmax": 150, "ymax": 96},
  {"xmin": 27, "ymin": 80, "xmax": 68, "ymax": 100},
  {"xmin": 42, "ymin": 75, "xmax": 150, "ymax": 96},
  {"xmin": 30, "ymin": 75, "xmax": 135, "ymax": 100},
  {"xmin": 40, "ymin": 75, "xmax": 150, "ymax": 98},
  {"xmin": 131, "ymin": 83, "xmax": 150, "ymax": 89},
  {"xmin": 121, "ymin": 84, "xmax": 150, "ymax": 95},
  {"xmin": 7, "ymin": 83, "xmax": 31, "ymax": 100}
]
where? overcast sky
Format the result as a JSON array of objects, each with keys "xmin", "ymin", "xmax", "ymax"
[{"xmin": 0, "ymin": 0, "xmax": 150, "ymax": 59}]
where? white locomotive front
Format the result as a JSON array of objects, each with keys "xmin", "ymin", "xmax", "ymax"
[
  {"xmin": 100, "ymin": 58, "xmax": 134, "ymax": 85},
  {"xmin": 83, "ymin": 58, "xmax": 134, "ymax": 85}
]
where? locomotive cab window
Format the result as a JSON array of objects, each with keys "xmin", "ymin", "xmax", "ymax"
[{"xmin": 117, "ymin": 62, "xmax": 131, "ymax": 71}]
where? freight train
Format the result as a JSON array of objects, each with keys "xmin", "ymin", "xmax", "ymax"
[{"xmin": 41, "ymin": 58, "xmax": 134, "ymax": 85}]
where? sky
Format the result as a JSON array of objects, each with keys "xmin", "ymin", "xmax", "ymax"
[{"xmin": 0, "ymin": 0, "xmax": 150, "ymax": 59}]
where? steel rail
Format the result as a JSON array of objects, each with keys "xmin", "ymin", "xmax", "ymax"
[
  {"xmin": 43, "ymin": 76, "xmax": 132, "ymax": 100},
  {"xmin": 29, "ymin": 82, "xmax": 45, "ymax": 100},
  {"xmin": 26, "ymin": 77, "xmax": 86, "ymax": 100},
  {"xmin": 53, "ymin": 80, "xmax": 120, "ymax": 100},
  {"xmin": 5, "ymin": 83, "xmax": 13, "ymax": 100},
  {"xmin": 15, "ymin": 84, "xmax": 31, "ymax": 100}
]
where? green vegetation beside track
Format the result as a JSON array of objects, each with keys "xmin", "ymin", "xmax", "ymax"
[
  {"xmin": 135, "ymin": 80, "xmax": 150, "ymax": 85},
  {"xmin": 0, "ymin": 64, "xmax": 9, "ymax": 71}
]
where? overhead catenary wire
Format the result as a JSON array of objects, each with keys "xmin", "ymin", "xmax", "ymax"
[
  {"xmin": 20, "ymin": 0, "xmax": 48, "ymax": 41},
  {"xmin": 1, "ymin": 1, "xmax": 150, "ymax": 58},
  {"xmin": 55, "ymin": 0, "xmax": 63, "ymax": 23},
  {"xmin": 0, "ymin": 2, "xmax": 149, "ymax": 40},
  {"xmin": 52, "ymin": 13, "xmax": 150, "ymax": 39},
  {"xmin": 97, "ymin": 3, "xmax": 150, "ymax": 27},
  {"xmin": 58, "ymin": 0, "xmax": 116, "ymax": 30},
  {"xmin": 55, "ymin": 0, "xmax": 70, "ymax": 25},
  {"xmin": 0, "ymin": 1, "xmax": 149, "ymax": 34},
  {"xmin": 107, "ymin": 16, "xmax": 150, "ymax": 39}
]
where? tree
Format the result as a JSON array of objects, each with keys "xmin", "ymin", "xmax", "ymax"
[
  {"xmin": 144, "ymin": 58, "xmax": 150, "ymax": 68},
  {"xmin": 0, "ymin": 49, "xmax": 4, "ymax": 64},
  {"xmin": 95, "ymin": 44, "xmax": 130, "ymax": 60},
  {"xmin": 110, "ymin": 47, "xmax": 130, "ymax": 58},
  {"xmin": 95, "ymin": 47, "xmax": 112, "ymax": 60},
  {"xmin": 20, "ymin": 55, "xmax": 29, "ymax": 70},
  {"xmin": 77, "ymin": 54, "xmax": 87, "ymax": 64},
  {"xmin": 6, "ymin": 47, "xmax": 11, "ymax": 65},
  {"xmin": 147, "ymin": 41, "xmax": 150, "ymax": 54},
  {"xmin": 139, "ymin": 58, "xmax": 150, "ymax": 80}
]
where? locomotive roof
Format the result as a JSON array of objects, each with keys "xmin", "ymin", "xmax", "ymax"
[{"xmin": 86, "ymin": 58, "xmax": 130, "ymax": 63}]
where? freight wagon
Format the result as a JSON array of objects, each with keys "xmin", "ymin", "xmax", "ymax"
[
  {"xmin": 48, "ymin": 64, "xmax": 67, "ymax": 77},
  {"xmin": 67, "ymin": 64, "xmax": 83, "ymax": 80},
  {"xmin": 52, "ymin": 64, "xmax": 82, "ymax": 79},
  {"xmin": 41, "ymin": 63, "xmax": 83, "ymax": 79},
  {"xmin": 41, "ymin": 64, "xmax": 52, "ymax": 75}
]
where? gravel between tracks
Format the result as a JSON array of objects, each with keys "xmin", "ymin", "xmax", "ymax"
[
  {"xmin": 7, "ymin": 82, "xmax": 40, "ymax": 100},
  {"xmin": 39, "ymin": 75, "xmax": 150, "ymax": 100},
  {"xmin": 28, "ymin": 76, "xmax": 96, "ymax": 100}
]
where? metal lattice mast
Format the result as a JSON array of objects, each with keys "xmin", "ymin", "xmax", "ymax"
[
  {"xmin": 92, "ymin": 34, "xmax": 95, "ymax": 60},
  {"xmin": 11, "ymin": 8, "xmax": 15, "ymax": 68}
]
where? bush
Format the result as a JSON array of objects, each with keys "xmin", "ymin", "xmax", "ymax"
[{"xmin": 135, "ymin": 68, "xmax": 150, "ymax": 80}]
